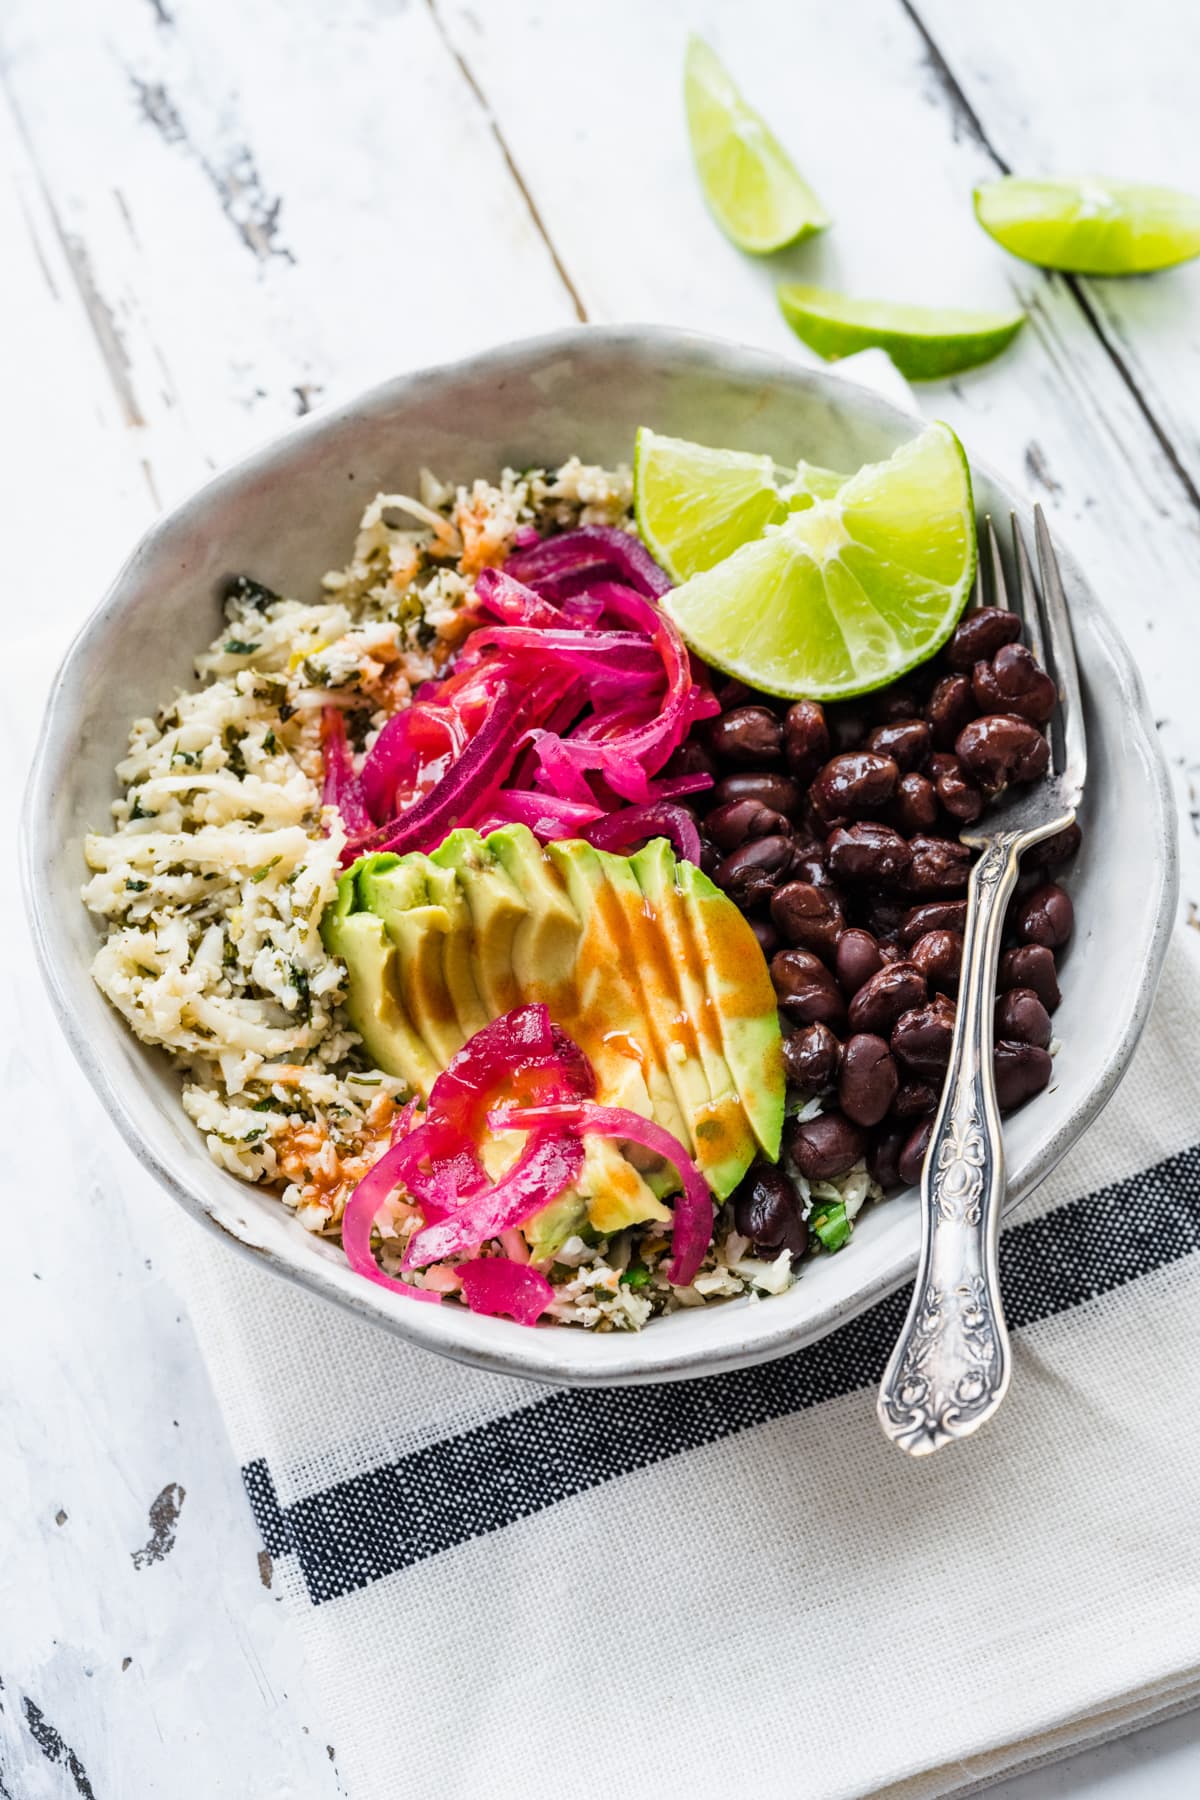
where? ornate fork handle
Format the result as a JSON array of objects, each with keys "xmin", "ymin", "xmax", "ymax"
[{"xmin": 877, "ymin": 833, "xmax": 1023, "ymax": 1456}]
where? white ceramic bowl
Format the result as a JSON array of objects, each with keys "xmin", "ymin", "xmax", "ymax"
[{"xmin": 24, "ymin": 326, "xmax": 1177, "ymax": 1387}]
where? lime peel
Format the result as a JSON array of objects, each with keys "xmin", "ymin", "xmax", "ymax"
[{"xmin": 778, "ymin": 284, "xmax": 1026, "ymax": 381}]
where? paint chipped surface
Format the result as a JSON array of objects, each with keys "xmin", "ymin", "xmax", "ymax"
[
  {"xmin": 21, "ymin": 1698, "xmax": 97, "ymax": 1800},
  {"xmin": 131, "ymin": 1481, "xmax": 186, "ymax": 1569}
]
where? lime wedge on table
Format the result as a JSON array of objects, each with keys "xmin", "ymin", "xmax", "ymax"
[
  {"xmin": 778, "ymin": 284, "xmax": 1025, "ymax": 380},
  {"xmin": 975, "ymin": 176, "xmax": 1200, "ymax": 275},
  {"xmin": 663, "ymin": 422, "xmax": 976, "ymax": 702},
  {"xmin": 685, "ymin": 37, "xmax": 830, "ymax": 254}
]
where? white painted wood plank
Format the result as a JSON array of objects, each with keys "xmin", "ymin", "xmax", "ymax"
[
  {"xmin": 434, "ymin": 0, "xmax": 1200, "ymax": 943},
  {"xmin": 1, "ymin": 0, "xmax": 580, "ymax": 509},
  {"xmin": 912, "ymin": 0, "xmax": 1200, "ymax": 505}
]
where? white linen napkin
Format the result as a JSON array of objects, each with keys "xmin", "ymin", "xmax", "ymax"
[{"xmin": 176, "ymin": 936, "xmax": 1200, "ymax": 1800}]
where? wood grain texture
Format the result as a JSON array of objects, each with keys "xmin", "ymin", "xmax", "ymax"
[{"xmin": 2, "ymin": 0, "xmax": 1200, "ymax": 1790}]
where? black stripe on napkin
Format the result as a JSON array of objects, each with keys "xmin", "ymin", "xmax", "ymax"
[{"xmin": 243, "ymin": 1140, "xmax": 1200, "ymax": 1604}]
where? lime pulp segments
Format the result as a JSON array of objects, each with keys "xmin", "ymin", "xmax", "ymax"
[
  {"xmin": 663, "ymin": 422, "xmax": 976, "ymax": 702},
  {"xmin": 974, "ymin": 175, "xmax": 1200, "ymax": 275},
  {"xmin": 684, "ymin": 37, "xmax": 830, "ymax": 254},
  {"xmin": 778, "ymin": 284, "xmax": 1026, "ymax": 380}
]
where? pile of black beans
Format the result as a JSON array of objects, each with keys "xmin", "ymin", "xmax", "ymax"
[{"xmin": 666, "ymin": 604, "xmax": 1079, "ymax": 1263}]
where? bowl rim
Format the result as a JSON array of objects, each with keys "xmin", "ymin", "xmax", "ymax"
[{"xmin": 22, "ymin": 322, "xmax": 1179, "ymax": 1387}]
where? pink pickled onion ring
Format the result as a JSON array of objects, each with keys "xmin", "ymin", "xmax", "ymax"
[
  {"xmin": 340, "ymin": 1137, "xmax": 441, "ymax": 1303},
  {"xmin": 403, "ymin": 1134, "xmax": 584, "ymax": 1269},
  {"xmin": 455, "ymin": 1257, "xmax": 555, "ymax": 1326},
  {"xmin": 320, "ymin": 708, "xmax": 373, "ymax": 838},
  {"xmin": 582, "ymin": 802, "xmax": 702, "ymax": 866},
  {"xmin": 344, "ymin": 682, "xmax": 523, "ymax": 862},
  {"xmin": 490, "ymin": 1100, "xmax": 715, "ymax": 1287},
  {"xmin": 504, "ymin": 525, "xmax": 672, "ymax": 599}
]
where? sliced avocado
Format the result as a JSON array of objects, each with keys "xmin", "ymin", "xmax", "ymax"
[
  {"xmin": 591, "ymin": 845, "xmax": 708, "ymax": 1164},
  {"xmin": 544, "ymin": 838, "xmax": 679, "ymax": 1190},
  {"xmin": 423, "ymin": 858, "xmax": 490, "ymax": 1044},
  {"xmin": 357, "ymin": 854, "xmax": 463, "ymax": 1070},
  {"xmin": 678, "ymin": 860, "xmax": 785, "ymax": 1161},
  {"xmin": 576, "ymin": 1136, "xmax": 672, "ymax": 1237},
  {"xmin": 630, "ymin": 838, "xmax": 757, "ymax": 1199},
  {"xmin": 524, "ymin": 1189, "xmax": 588, "ymax": 1263},
  {"xmin": 321, "ymin": 867, "xmax": 439, "ymax": 1097},
  {"xmin": 429, "ymin": 828, "xmax": 527, "ymax": 1020},
  {"xmin": 486, "ymin": 823, "xmax": 582, "ymax": 1014}
]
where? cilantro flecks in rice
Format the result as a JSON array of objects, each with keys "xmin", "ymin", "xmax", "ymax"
[{"xmin": 83, "ymin": 455, "xmax": 879, "ymax": 1323}]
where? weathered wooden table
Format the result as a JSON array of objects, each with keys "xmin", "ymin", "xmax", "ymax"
[{"xmin": 3, "ymin": 1, "xmax": 1199, "ymax": 1793}]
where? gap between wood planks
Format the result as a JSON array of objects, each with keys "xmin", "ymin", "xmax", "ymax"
[
  {"xmin": 897, "ymin": 0, "xmax": 1200, "ymax": 517},
  {"xmin": 423, "ymin": 0, "xmax": 588, "ymax": 323}
]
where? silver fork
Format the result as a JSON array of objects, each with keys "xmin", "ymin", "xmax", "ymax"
[{"xmin": 876, "ymin": 504, "xmax": 1086, "ymax": 1457}]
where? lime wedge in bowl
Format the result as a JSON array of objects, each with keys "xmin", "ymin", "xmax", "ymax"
[
  {"xmin": 635, "ymin": 428, "xmax": 787, "ymax": 580},
  {"xmin": 663, "ymin": 422, "xmax": 976, "ymax": 701},
  {"xmin": 778, "ymin": 283, "xmax": 1026, "ymax": 379},
  {"xmin": 685, "ymin": 37, "xmax": 830, "ymax": 254},
  {"xmin": 974, "ymin": 175, "xmax": 1200, "ymax": 275}
]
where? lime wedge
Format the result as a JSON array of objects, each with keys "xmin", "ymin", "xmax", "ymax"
[
  {"xmin": 663, "ymin": 423, "xmax": 976, "ymax": 701},
  {"xmin": 778, "ymin": 283, "xmax": 1025, "ymax": 379},
  {"xmin": 685, "ymin": 37, "xmax": 830, "ymax": 254},
  {"xmin": 634, "ymin": 428, "xmax": 785, "ymax": 581},
  {"xmin": 783, "ymin": 460, "xmax": 847, "ymax": 511},
  {"xmin": 974, "ymin": 176, "xmax": 1200, "ymax": 275}
]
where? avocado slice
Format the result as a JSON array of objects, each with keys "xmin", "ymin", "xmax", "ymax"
[
  {"xmin": 429, "ymin": 828, "xmax": 527, "ymax": 1020},
  {"xmin": 424, "ymin": 858, "xmax": 490, "ymax": 1045},
  {"xmin": 577, "ymin": 1137, "xmax": 672, "ymax": 1237},
  {"xmin": 485, "ymin": 823, "xmax": 582, "ymax": 1015},
  {"xmin": 320, "ymin": 867, "xmax": 440, "ymax": 1097},
  {"xmin": 592, "ymin": 845, "xmax": 712, "ymax": 1168},
  {"xmin": 678, "ymin": 860, "xmax": 785, "ymax": 1161},
  {"xmin": 357, "ymin": 854, "xmax": 463, "ymax": 1071},
  {"xmin": 630, "ymin": 839, "xmax": 758, "ymax": 1199},
  {"xmin": 543, "ymin": 838, "xmax": 681, "ymax": 1158}
]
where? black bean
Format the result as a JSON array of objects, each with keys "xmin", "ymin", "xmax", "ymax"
[
  {"xmin": 900, "ymin": 900, "xmax": 968, "ymax": 945},
  {"xmin": 1026, "ymin": 821, "xmax": 1082, "ymax": 870},
  {"xmin": 898, "ymin": 1118, "xmax": 934, "ymax": 1187},
  {"xmin": 928, "ymin": 750, "xmax": 983, "ymax": 824},
  {"xmin": 866, "ymin": 718, "xmax": 931, "ymax": 772},
  {"xmin": 838, "ymin": 1033, "xmax": 899, "ymax": 1127},
  {"xmin": 892, "ymin": 1078, "xmax": 939, "ymax": 1121},
  {"xmin": 707, "ymin": 705, "xmax": 785, "ymax": 768},
  {"xmin": 873, "ymin": 677, "xmax": 932, "ymax": 724},
  {"xmin": 946, "ymin": 606, "xmax": 1022, "ymax": 670},
  {"xmin": 733, "ymin": 1164, "xmax": 809, "ymax": 1258},
  {"xmin": 811, "ymin": 752, "xmax": 899, "ymax": 823},
  {"xmin": 713, "ymin": 835, "xmax": 795, "ymax": 906},
  {"xmin": 788, "ymin": 1111, "xmax": 866, "ymax": 1180},
  {"xmin": 789, "ymin": 845, "xmax": 834, "ymax": 888},
  {"xmin": 847, "ymin": 962, "xmax": 927, "ymax": 1035},
  {"xmin": 909, "ymin": 928, "xmax": 963, "ymax": 992},
  {"xmin": 903, "ymin": 834, "xmax": 972, "ymax": 896},
  {"xmin": 835, "ymin": 928, "xmax": 884, "ymax": 997},
  {"xmin": 972, "ymin": 643, "xmax": 1056, "ymax": 724},
  {"xmin": 710, "ymin": 771, "xmax": 802, "ymax": 817},
  {"xmin": 770, "ymin": 881, "xmax": 845, "ymax": 960},
  {"xmin": 698, "ymin": 836, "xmax": 719, "ymax": 877},
  {"xmin": 863, "ymin": 894, "xmax": 909, "ymax": 944},
  {"xmin": 783, "ymin": 1022, "xmax": 841, "ymax": 1090},
  {"xmin": 770, "ymin": 948, "xmax": 846, "ymax": 1027},
  {"xmin": 825, "ymin": 702, "xmax": 872, "ymax": 752},
  {"xmin": 993, "ymin": 1040, "xmax": 1053, "ymax": 1111},
  {"xmin": 1015, "ymin": 882, "xmax": 1074, "ymax": 948},
  {"xmin": 783, "ymin": 700, "xmax": 830, "ymax": 783},
  {"xmin": 956, "ymin": 713, "xmax": 1050, "ymax": 787},
  {"xmin": 706, "ymin": 798, "xmax": 792, "ymax": 853},
  {"xmin": 663, "ymin": 739, "xmax": 717, "ymax": 783},
  {"xmin": 892, "ymin": 772, "xmax": 939, "ymax": 835},
  {"xmin": 926, "ymin": 673, "xmax": 977, "ymax": 749},
  {"xmin": 716, "ymin": 676, "xmax": 759, "ymax": 712},
  {"xmin": 891, "ymin": 995, "xmax": 957, "ymax": 1076},
  {"xmin": 868, "ymin": 1127, "xmax": 907, "ymax": 1192},
  {"xmin": 999, "ymin": 944, "xmax": 1061, "ymax": 1013},
  {"xmin": 826, "ymin": 822, "xmax": 913, "ymax": 885},
  {"xmin": 749, "ymin": 917, "xmax": 781, "ymax": 958},
  {"xmin": 995, "ymin": 987, "xmax": 1052, "ymax": 1049}
]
